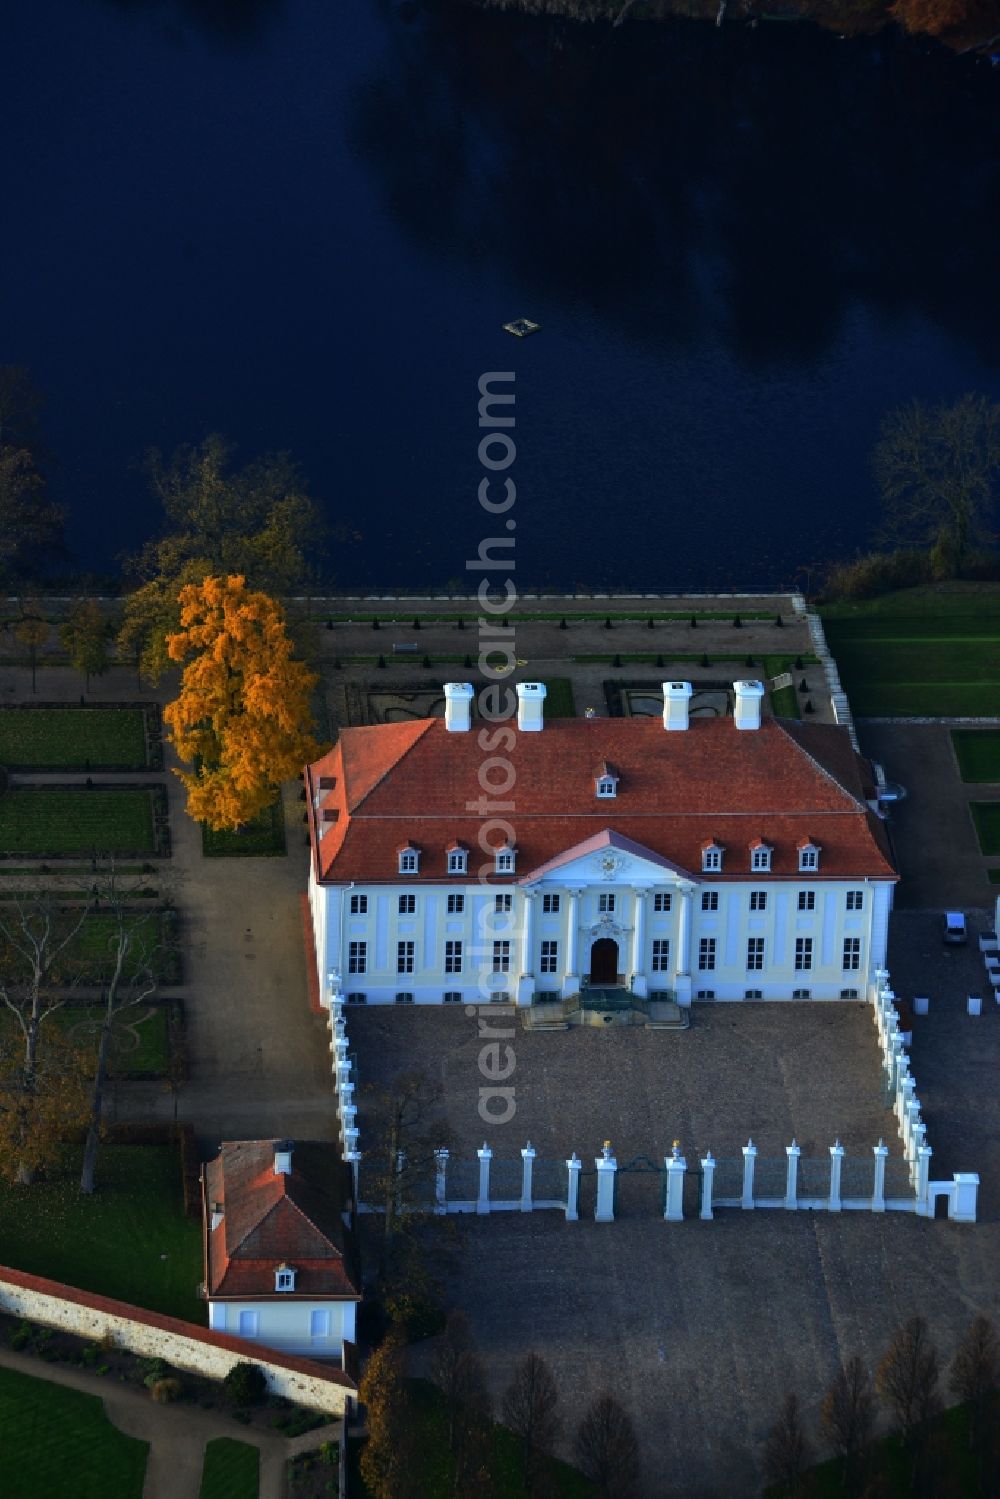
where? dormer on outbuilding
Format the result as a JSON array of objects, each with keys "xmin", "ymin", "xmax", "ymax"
[{"xmin": 594, "ymin": 760, "xmax": 619, "ymax": 799}]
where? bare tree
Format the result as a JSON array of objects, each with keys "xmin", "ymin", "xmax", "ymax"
[
  {"xmin": 363, "ymin": 1068, "xmax": 445, "ymax": 1277},
  {"xmin": 950, "ymin": 1315, "xmax": 999, "ymax": 1456},
  {"xmin": 876, "ymin": 1316, "xmax": 941, "ymax": 1448},
  {"xmin": 0, "ymin": 889, "xmax": 95, "ymax": 1182},
  {"xmin": 762, "ymin": 1392, "xmax": 812, "ymax": 1497},
  {"xmin": 574, "ymin": 1391, "xmax": 642, "ymax": 1498},
  {"xmin": 874, "ymin": 394, "xmax": 1000, "ymax": 577},
  {"xmin": 431, "ymin": 1312, "xmax": 493, "ymax": 1497},
  {"xmin": 821, "ymin": 1355, "xmax": 877, "ymax": 1489},
  {"xmin": 501, "ymin": 1352, "xmax": 560, "ymax": 1495},
  {"xmin": 79, "ymin": 862, "xmax": 167, "ymax": 1194},
  {"xmin": 12, "ymin": 601, "xmax": 50, "ymax": 694}
]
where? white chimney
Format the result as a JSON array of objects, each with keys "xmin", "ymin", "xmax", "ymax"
[
  {"xmin": 662, "ymin": 681, "xmax": 693, "ymax": 731},
  {"xmin": 444, "ymin": 682, "xmax": 474, "ymax": 732},
  {"xmin": 210, "ymin": 1202, "xmax": 224, "ymax": 1231},
  {"xmin": 733, "ymin": 680, "xmax": 765, "ymax": 731},
  {"xmin": 516, "ymin": 682, "xmax": 546, "ymax": 732},
  {"xmin": 273, "ymin": 1142, "xmax": 293, "ymax": 1176}
]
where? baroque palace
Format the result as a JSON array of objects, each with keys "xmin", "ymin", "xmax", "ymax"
[{"xmin": 306, "ymin": 680, "xmax": 897, "ymax": 1007}]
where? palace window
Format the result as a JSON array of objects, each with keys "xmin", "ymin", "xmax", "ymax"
[
  {"xmin": 346, "ymin": 992, "xmax": 367, "ymax": 1004},
  {"xmin": 747, "ymin": 937, "xmax": 764, "ymax": 972},
  {"xmin": 701, "ymin": 891, "xmax": 719, "ymax": 912},
  {"xmin": 792, "ymin": 988, "xmax": 811, "ymax": 999},
  {"xmin": 443, "ymin": 991, "xmax": 463, "ymax": 1004},
  {"xmin": 447, "ymin": 894, "xmax": 465, "ymax": 914},
  {"xmin": 797, "ymin": 891, "xmax": 815, "ymax": 912},
  {"xmin": 840, "ymin": 988, "xmax": 860, "ymax": 999},
  {"xmin": 495, "ymin": 893, "xmax": 513, "ymax": 914},
  {"xmin": 654, "ymin": 892, "xmax": 672, "ymax": 913},
  {"xmin": 542, "ymin": 893, "xmax": 560, "ymax": 914},
  {"xmin": 398, "ymin": 894, "xmax": 416, "ymax": 915},
  {"xmin": 275, "ymin": 1266, "xmax": 296, "ymax": 1293},
  {"xmin": 652, "ymin": 939, "xmax": 670, "ymax": 972},
  {"xmin": 794, "ymin": 938, "xmax": 813, "ymax": 972},
  {"xmin": 798, "ymin": 843, "xmax": 820, "ymax": 872},
  {"xmin": 751, "ymin": 843, "xmax": 772, "ymax": 873},
  {"xmin": 702, "ymin": 845, "xmax": 723, "ymax": 873},
  {"xmin": 843, "ymin": 937, "xmax": 861, "ymax": 971},
  {"xmin": 394, "ymin": 991, "xmax": 414, "ymax": 1004},
  {"xmin": 492, "ymin": 941, "xmax": 511, "ymax": 973},
  {"xmin": 846, "ymin": 890, "xmax": 863, "ymax": 911},
  {"xmin": 750, "ymin": 891, "xmax": 767, "ymax": 912},
  {"xmin": 490, "ymin": 992, "xmax": 510, "ymax": 1004},
  {"xmin": 397, "ymin": 940, "xmax": 414, "ymax": 974},
  {"xmin": 349, "ymin": 894, "xmax": 367, "ymax": 915},
  {"xmin": 348, "ymin": 941, "xmax": 367, "ymax": 975},
  {"xmin": 598, "ymin": 893, "xmax": 616, "ymax": 914},
  {"xmin": 696, "ymin": 990, "xmax": 716, "ymax": 1000},
  {"xmin": 745, "ymin": 989, "xmax": 763, "ymax": 1000},
  {"xmin": 495, "ymin": 847, "xmax": 516, "ymax": 875},
  {"xmin": 540, "ymin": 940, "xmax": 558, "ymax": 974},
  {"xmin": 398, "ymin": 847, "xmax": 419, "ymax": 875},
  {"xmin": 698, "ymin": 938, "xmax": 716, "ymax": 971},
  {"xmin": 447, "ymin": 847, "xmax": 468, "ymax": 875},
  {"xmin": 445, "ymin": 940, "xmax": 463, "ymax": 974}
]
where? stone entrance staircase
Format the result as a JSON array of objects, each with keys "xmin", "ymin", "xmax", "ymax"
[{"xmin": 522, "ymin": 988, "xmax": 688, "ymax": 1032}]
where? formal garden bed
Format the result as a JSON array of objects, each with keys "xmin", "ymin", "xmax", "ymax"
[
  {"xmin": 200, "ymin": 1437, "xmax": 261, "ymax": 1499},
  {"xmin": 0, "ymin": 785, "xmax": 170, "ymax": 858},
  {"xmin": 951, "ymin": 730, "xmax": 1000, "ymax": 784},
  {"xmin": 202, "ymin": 799, "xmax": 286, "ymax": 858},
  {"xmin": 970, "ymin": 803, "xmax": 1000, "ymax": 858},
  {"xmin": 0, "ymin": 704, "xmax": 162, "ymax": 771},
  {"xmin": 0, "ymin": 1363, "xmax": 148, "ymax": 1498},
  {"xmin": 0, "ymin": 999, "xmax": 180, "ymax": 1080},
  {"xmin": 0, "ymin": 906, "xmax": 180, "ymax": 986}
]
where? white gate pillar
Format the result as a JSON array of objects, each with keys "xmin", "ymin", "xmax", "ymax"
[
  {"xmin": 476, "ymin": 1143, "xmax": 492, "ymax": 1215},
  {"xmin": 663, "ymin": 1143, "xmax": 686, "ymax": 1223},
  {"xmin": 915, "ymin": 1144, "xmax": 932, "ymax": 1216},
  {"xmin": 565, "ymin": 1153, "xmax": 581, "ymax": 1222},
  {"xmin": 829, "ymin": 1140, "xmax": 844, "ymax": 1212},
  {"xmin": 700, "ymin": 1152, "xmax": 715, "ymax": 1221},
  {"xmin": 784, "ymin": 1140, "xmax": 800, "ymax": 1210},
  {"xmin": 741, "ymin": 1140, "xmax": 757, "ymax": 1210},
  {"xmin": 950, "ymin": 1173, "xmax": 980, "ymax": 1224},
  {"xmin": 595, "ymin": 1141, "xmax": 617, "ymax": 1223},
  {"xmin": 520, "ymin": 1142, "xmax": 536, "ymax": 1212},
  {"xmin": 872, "ymin": 1140, "xmax": 888, "ymax": 1212},
  {"xmin": 434, "ymin": 1148, "xmax": 449, "ymax": 1215}
]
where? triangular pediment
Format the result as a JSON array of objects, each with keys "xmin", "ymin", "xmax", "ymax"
[{"xmin": 518, "ymin": 829, "xmax": 694, "ymax": 886}]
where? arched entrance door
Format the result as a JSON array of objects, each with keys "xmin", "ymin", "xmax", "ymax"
[{"xmin": 590, "ymin": 937, "xmax": 619, "ymax": 986}]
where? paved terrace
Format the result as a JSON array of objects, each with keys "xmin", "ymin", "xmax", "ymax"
[{"xmin": 349, "ymin": 1004, "xmax": 900, "ymax": 1184}]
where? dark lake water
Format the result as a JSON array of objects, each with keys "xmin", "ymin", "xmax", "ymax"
[{"xmin": 3, "ymin": 0, "xmax": 999, "ymax": 591}]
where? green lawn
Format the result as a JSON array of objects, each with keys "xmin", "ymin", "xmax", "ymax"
[
  {"xmin": 0, "ymin": 908, "xmax": 178, "ymax": 986},
  {"xmin": 820, "ymin": 582, "xmax": 1000, "ymax": 621},
  {"xmin": 13, "ymin": 1003, "xmax": 171, "ymax": 1077},
  {"xmin": 200, "ymin": 1438, "xmax": 260, "ymax": 1499},
  {"xmin": 0, "ymin": 790, "xmax": 160, "ymax": 855},
  {"xmin": 0, "ymin": 709, "xmax": 148, "ymax": 770},
  {"xmin": 0, "ymin": 1365, "xmax": 148, "ymax": 1498},
  {"xmin": 989, "ymin": 869, "xmax": 1000, "ymax": 884},
  {"xmin": 971, "ymin": 803, "xmax": 1000, "ymax": 857},
  {"xmin": 202, "ymin": 800, "xmax": 286, "ymax": 857},
  {"xmin": 0, "ymin": 1146, "xmax": 202, "ymax": 1322},
  {"xmin": 952, "ymin": 731, "xmax": 1000, "ymax": 784},
  {"xmin": 544, "ymin": 678, "xmax": 576, "ymax": 718}
]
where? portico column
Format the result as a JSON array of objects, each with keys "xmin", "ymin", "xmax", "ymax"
[
  {"xmin": 563, "ymin": 888, "xmax": 582, "ymax": 998},
  {"xmin": 631, "ymin": 889, "xmax": 648, "ymax": 998},
  {"xmin": 517, "ymin": 893, "xmax": 537, "ymax": 1008},
  {"xmin": 675, "ymin": 887, "xmax": 693, "ymax": 1007}
]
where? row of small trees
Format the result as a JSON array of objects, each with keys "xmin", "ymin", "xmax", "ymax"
[
  {"xmin": 359, "ymin": 1313, "xmax": 641, "ymax": 1498},
  {"xmin": 763, "ymin": 1314, "xmax": 1000, "ymax": 1496}
]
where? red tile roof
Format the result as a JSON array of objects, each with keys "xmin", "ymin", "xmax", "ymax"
[
  {"xmin": 306, "ymin": 716, "xmax": 896, "ymax": 883},
  {"xmin": 204, "ymin": 1141, "xmax": 360, "ymax": 1302}
]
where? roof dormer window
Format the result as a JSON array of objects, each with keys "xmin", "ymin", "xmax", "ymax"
[
  {"xmin": 798, "ymin": 841, "xmax": 820, "ymax": 872},
  {"xmin": 447, "ymin": 843, "xmax": 468, "ymax": 875},
  {"xmin": 275, "ymin": 1264, "xmax": 296, "ymax": 1293},
  {"xmin": 495, "ymin": 846, "xmax": 516, "ymax": 875},
  {"xmin": 701, "ymin": 841, "xmax": 723, "ymax": 873},
  {"xmin": 594, "ymin": 761, "xmax": 618, "ymax": 799},
  {"xmin": 398, "ymin": 844, "xmax": 420, "ymax": 875},
  {"xmin": 750, "ymin": 840, "xmax": 772, "ymax": 873}
]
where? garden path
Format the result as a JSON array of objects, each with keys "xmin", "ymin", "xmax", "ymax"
[{"xmin": 0, "ymin": 1343, "xmax": 342, "ymax": 1498}]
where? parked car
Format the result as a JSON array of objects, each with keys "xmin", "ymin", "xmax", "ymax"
[
  {"xmin": 877, "ymin": 782, "xmax": 907, "ymax": 804},
  {"xmin": 943, "ymin": 911, "xmax": 967, "ymax": 945}
]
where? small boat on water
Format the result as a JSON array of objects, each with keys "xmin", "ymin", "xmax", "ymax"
[{"xmin": 503, "ymin": 318, "xmax": 541, "ymax": 338}]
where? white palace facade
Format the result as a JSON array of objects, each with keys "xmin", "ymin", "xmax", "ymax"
[{"xmin": 305, "ymin": 680, "xmax": 897, "ymax": 1007}]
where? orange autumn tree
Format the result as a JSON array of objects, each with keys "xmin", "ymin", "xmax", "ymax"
[{"xmin": 164, "ymin": 575, "xmax": 320, "ymax": 831}]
